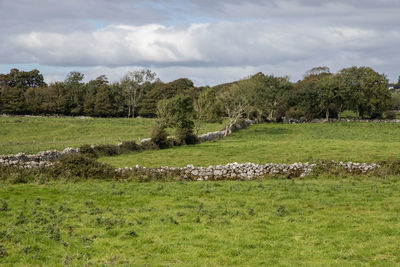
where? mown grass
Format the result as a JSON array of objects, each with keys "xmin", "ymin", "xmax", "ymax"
[
  {"xmin": 100, "ymin": 122, "xmax": 400, "ymax": 167},
  {"xmin": 0, "ymin": 116, "xmax": 224, "ymax": 154},
  {"xmin": 1, "ymin": 178, "xmax": 400, "ymax": 266}
]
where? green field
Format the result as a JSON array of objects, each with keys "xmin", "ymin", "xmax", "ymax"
[
  {"xmin": 100, "ymin": 122, "xmax": 400, "ymax": 167},
  {"xmin": 2, "ymin": 118, "xmax": 400, "ymax": 266},
  {"xmin": 0, "ymin": 116, "xmax": 224, "ymax": 155},
  {"xmin": 1, "ymin": 178, "xmax": 400, "ymax": 266}
]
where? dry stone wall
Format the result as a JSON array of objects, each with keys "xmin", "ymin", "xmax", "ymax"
[
  {"xmin": 116, "ymin": 161, "xmax": 380, "ymax": 180},
  {"xmin": 0, "ymin": 148, "xmax": 79, "ymax": 169}
]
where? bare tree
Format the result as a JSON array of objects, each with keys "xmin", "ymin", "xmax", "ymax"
[
  {"xmin": 218, "ymin": 81, "xmax": 251, "ymax": 136},
  {"xmin": 121, "ymin": 69, "xmax": 156, "ymax": 118}
]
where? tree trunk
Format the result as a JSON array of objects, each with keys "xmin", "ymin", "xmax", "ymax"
[
  {"xmin": 325, "ymin": 108, "xmax": 329, "ymax": 122},
  {"xmin": 337, "ymin": 103, "xmax": 342, "ymax": 121},
  {"xmin": 132, "ymin": 105, "xmax": 135, "ymax": 119},
  {"xmin": 128, "ymin": 106, "xmax": 131, "ymax": 118}
]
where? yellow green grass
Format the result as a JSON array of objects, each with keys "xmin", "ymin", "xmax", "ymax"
[
  {"xmin": 0, "ymin": 116, "xmax": 224, "ymax": 154},
  {"xmin": 100, "ymin": 122, "xmax": 400, "ymax": 167},
  {"xmin": 1, "ymin": 178, "xmax": 400, "ymax": 266}
]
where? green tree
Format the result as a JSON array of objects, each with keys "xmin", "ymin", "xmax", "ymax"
[
  {"xmin": 121, "ymin": 69, "xmax": 156, "ymax": 118},
  {"xmin": 156, "ymin": 94, "xmax": 197, "ymax": 144},
  {"xmin": 340, "ymin": 66, "xmax": 390, "ymax": 118},
  {"xmin": 193, "ymin": 87, "xmax": 222, "ymax": 135},
  {"xmin": 40, "ymin": 82, "xmax": 67, "ymax": 115},
  {"xmin": 94, "ymin": 83, "xmax": 113, "ymax": 117},
  {"xmin": 0, "ymin": 68, "xmax": 46, "ymax": 114},
  {"xmin": 84, "ymin": 75, "xmax": 108, "ymax": 116},
  {"xmin": 64, "ymin": 71, "xmax": 86, "ymax": 115},
  {"xmin": 139, "ymin": 78, "xmax": 194, "ymax": 117},
  {"xmin": 24, "ymin": 87, "xmax": 42, "ymax": 114}
]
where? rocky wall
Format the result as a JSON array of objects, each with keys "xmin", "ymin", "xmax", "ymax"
[{"xmin": 116, "ymin": 161, "xmax": 380, "ymax": 180}]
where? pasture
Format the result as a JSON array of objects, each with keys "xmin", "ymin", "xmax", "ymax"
[
  {"xmin": 100, "ymin": 122, "xmax": 400, "ymax": 167},
  {"xmin": 0, "ymin": 116, "xmax": 224, "ymax": 155},
  {"xmin": 1, "ymin": 178, "xmax": 400, "ymax": 266},
  {"xmin": 1, "ymin": 117, "xmax": 400, "ymax": 266}
]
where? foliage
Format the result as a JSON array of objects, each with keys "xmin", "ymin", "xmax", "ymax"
[
  {"xmin": 119, "ymin": 141, "xmax": 141, "ymax": 153},
  {"xmin": 218, "ymin": 81, "xmax": 249, "ymax": 136},
  {"xmin": 50, "ymin": 154, "xmax": 115, "ymax": 180},
  {"xmin": 193, "ymin": 87, "xmax": 222, "ymax": 135},
  {"xmin": 156, "ymin": 94, "xmax": 197, "ymax": 143},
  {"xmin": 391, "ymin": 93, "xmax": 400, "ymax": 110},
  {"xmin": 150, "ymin": 124, "xmax": 171, "ymax": 149},
  {"xmin": 139, "ymin": 78, "xmax": 195, "ymax": 117},
  {"xmin": 384, "ymin": 110, "xmax": 396, "ymax": 119},
  {"xmin": 0, "ymin": 66, "xmax": 393, "ymax": 122},
  {"xmin": 174, "ymin": 120, "xmax": 199, "ymax": 145},
  {"xmin": 121, "ymin": 69, "xmax": 155, "ymax": 118},
  {"xmin": 339, "ymin": 66, "xmax": 391, "ymax": 118}
]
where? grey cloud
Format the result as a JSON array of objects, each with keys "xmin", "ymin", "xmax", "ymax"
[{"xmin": 1, "ymin": 0, "xmax": 400, "ymax": 84}]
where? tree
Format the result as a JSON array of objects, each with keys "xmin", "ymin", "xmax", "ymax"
[
  {"xmin": 24, "ymin": 87, "xmax": 42, "ymax": 114},
  {"xmin": 218, "ymin": 81, "xmax": 251, "ymax": 136},
  {"xmin": 139, "ymin": 78, "xmax": 194, "ymax": 117},
  {"xmin": 339, "ymin": 66, "xmax": 390, "ymax": 118},
  {"xmin": 94, "ymin": 83, "xmax": 113, "ymax": 117},
  {"xmin": 121, "ymin": 69, "xmax": 156, "ymax": 118},
  {"xmin": 156, "ymin": 94, "xmax": 197, "ymax": 144},
  {"xmin": 193, "ymin": 87, "xmax": 221, "ymax": 135},
  {"xmin": 40, "ymin": 82, "xmax": 67, "ymax": 115},
  {"xmin": 64, "ymin": 71, "xmax": 85, "ymax": 115},
  {"xmin": 0, "ymin": 68, "xmax": 46, "ymax": 114},
  {"xmin": 304, "ymin": 66, "xmax": 330, "ymax": 77},
  {"xmin": 84, "ymin": 75, "xmax": 108, "ymax": 116},
  {"xmin": 249, "ymin": 73, "xmax": 292, "ymax": 121}
]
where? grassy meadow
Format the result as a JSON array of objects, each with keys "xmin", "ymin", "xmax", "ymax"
[
  {"xmin": 1, "ymin": 178, "xmax": 400, "ymax": 266},
  {"xmin": 100, "ymin": 122, "xmax": 400, "ymax": 167},
  {"xmin": 0, "ymin": 116, "xmax": 224, "ymax": 155},
  {"xmin": 2, "ymin": 117, "xmax": 400, "ymax": 265}
]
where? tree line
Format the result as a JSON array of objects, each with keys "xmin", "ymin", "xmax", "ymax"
[{"xmin": 0, "ymin": 66, "xmax": 397, "ymax": 129}]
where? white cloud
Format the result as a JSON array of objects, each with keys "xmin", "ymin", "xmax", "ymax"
[
  {"xmin": 1, "ymin": 0, "xmax": 400, "ymax": 84},
  {"xmin": 5, "ymin": 21, "xmax": 389, "ymax": 68}
]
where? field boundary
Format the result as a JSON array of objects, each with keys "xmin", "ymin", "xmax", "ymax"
[{"xmin": 0, "ymin": 119, "xmax": 257, "ymax": 167}]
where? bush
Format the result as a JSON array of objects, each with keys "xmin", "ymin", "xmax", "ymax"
[
  {"xmin": 377, "ymin": 158, "xmax": 400, "ymax": 176},
  {"xmin": 150, "ymin": 124, "xmax": 172, "ymax": 149},
  {"xmin": 175, "ymin": 126, "xmax": 199, "ymax": 145},
  {"xmin": 285, "ymin": 107, "xmax": 304, "ymax": 121},
  {"xmin": 51, "ymin": 154, "xmax": 115, "ymax": 180},
  {"xmin": 119, "ymin": 141, "xmax": 141, "ymax": 152},
  {"xmin": 384, "ymin": 110, "xmax": 396, "ymax": 120},
  {"xmin": 79, "ymin": 144, "xmax": 97, "ymax": 157},
  {"xmin": 93, "ymin": 144, "xmax": 121, "ymax": 157},
  {"xmin": 140, "ymin": 140, "xmax": 160, "ymax": 151}
]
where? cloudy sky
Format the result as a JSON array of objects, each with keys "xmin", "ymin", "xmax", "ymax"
[{"xmin": 1, "ymin": 0, "xmax": 399, "ymax": 85}]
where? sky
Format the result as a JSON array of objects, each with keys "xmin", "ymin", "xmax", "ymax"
[{"xmin": 0, "ymin": 0, "xmax": 399, "ymax": 86}]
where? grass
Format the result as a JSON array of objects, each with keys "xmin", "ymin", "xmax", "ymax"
[
  {"xmin": 1, "ymin": 177, "xmax": 400, "ymax": 266},
  {"xmin": 100, "ymin": 122, "xmax": 400, "ymax": 167},
  {"xmin": 0, "ymin": 116, "xmax": 224, "ymax": 154}
]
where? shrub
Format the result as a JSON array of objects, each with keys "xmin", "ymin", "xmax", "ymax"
[
  {"xmin": 175, "ymin": 126, "xmax": 199, "ymax": 145},
  {"xmin": 51, "ymin": 154, "xmax": 115, "ymax": 180},
  {"xmin": 79, "ymin": 144, "xmax": 97, "ymax": 157},
  {"xmin": 150, "ymin": 124, "xmax": 172, "ymax": 149},
  {"xmin": 93, "ymin": 144, "xmax": 121, "ymax": 157},
  {"xmin": 140, "ymin": 140, "xmax": 160, "ymax": 151},
  {"xmin": 384, "ymin": 110, "xmax": 396, "ymax": 120},
  {"xmin": 377, "ymin": 158, "xmax": 400, "ymax": 176},
  {"xmin": 285, "ymin": 107, "xmax": 304, "ymax": 121},
  {"xmin": 119, "ymin": 141, "xmax": 141, "ymax": 152}
]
